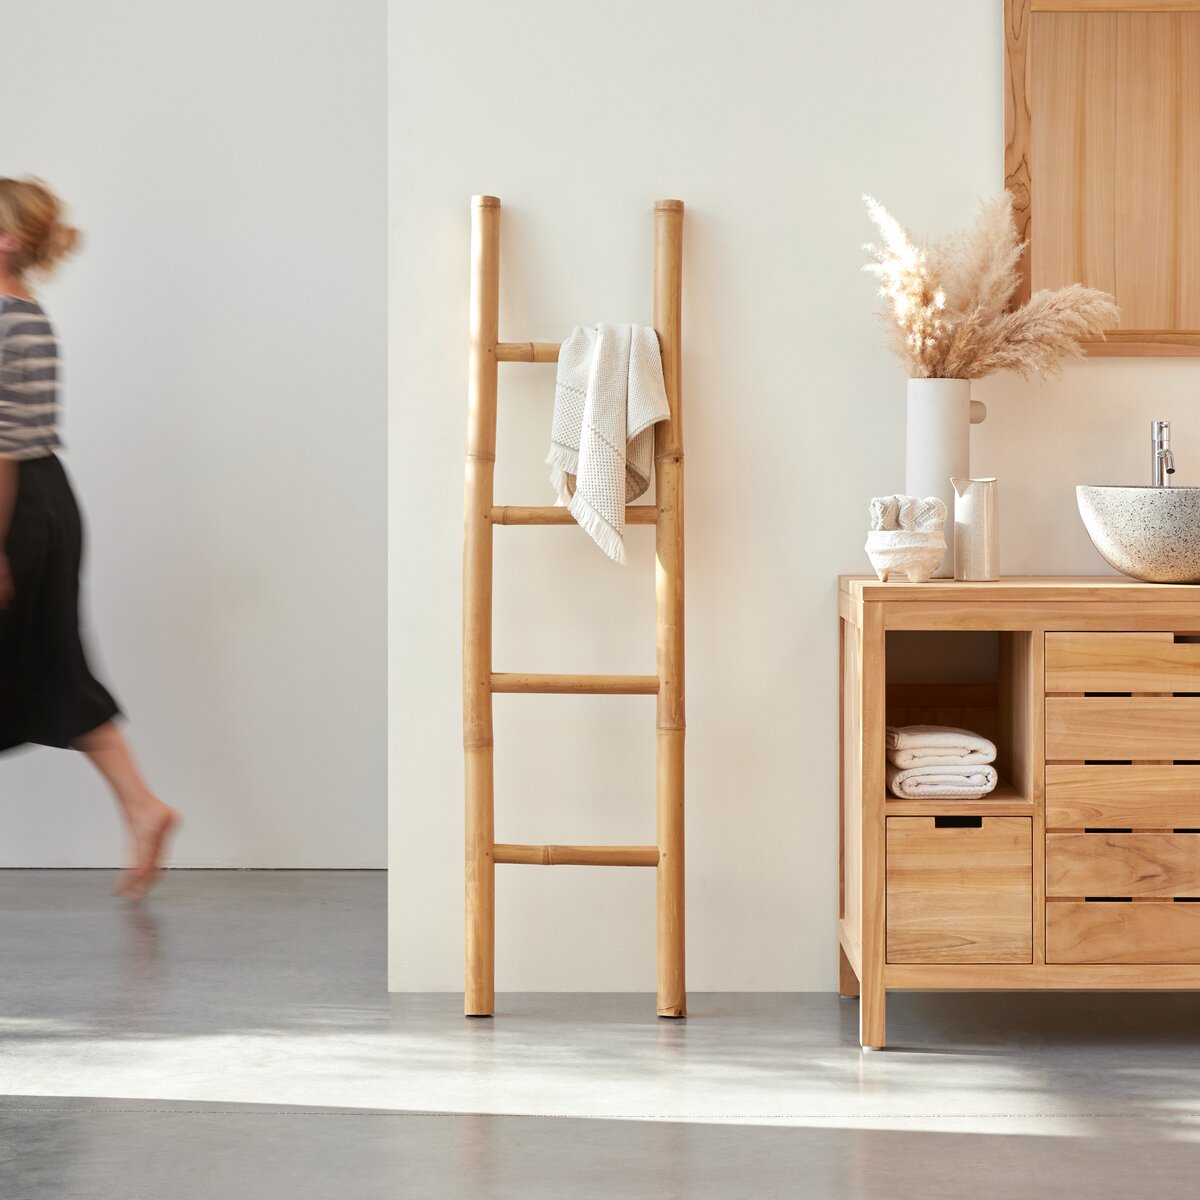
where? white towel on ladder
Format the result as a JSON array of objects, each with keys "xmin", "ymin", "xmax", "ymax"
[{"xmin": 547, "ymin": 324, "xmax": 671, "ymax": 563}]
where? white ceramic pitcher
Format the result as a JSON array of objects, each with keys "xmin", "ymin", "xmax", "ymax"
[{"xmin": 951, "ymin": 477, "xmax": 998, "ymax": 582}]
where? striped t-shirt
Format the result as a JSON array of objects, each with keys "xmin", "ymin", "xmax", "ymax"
[{"xmin": 0, "ymin": 296, "xmax": 62, "ymax": 460}]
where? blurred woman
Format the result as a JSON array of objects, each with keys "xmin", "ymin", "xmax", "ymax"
[{"xmin": 0, "ymin": 177, "xmax": 177, "ymax": 899}]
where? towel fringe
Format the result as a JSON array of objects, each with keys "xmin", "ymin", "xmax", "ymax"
[
  {"xmin": 545, "ymin": 445, "xmax": 578, "ymax": 507},
  {"xmin": 547, "ymin": 443, "xmax": 627, "ymax": 562},
  {"xmin": 568, "ymin": 492, "xmax": 627, "ymax": 565}
]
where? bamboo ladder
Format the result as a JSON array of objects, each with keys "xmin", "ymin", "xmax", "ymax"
[{"xmin": 463, "ymin": 195, "xmax": 686, "ymax": 1018}]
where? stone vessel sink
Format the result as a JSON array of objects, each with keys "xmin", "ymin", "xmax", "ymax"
[{"xmin": 1077, "ymin": 485, "xmax": 1200, "ymax": 583}]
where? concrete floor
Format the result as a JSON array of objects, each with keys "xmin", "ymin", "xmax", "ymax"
[{"xmin": 2, "ymin": 872, "xmax": 1199, "ymax": 1199}]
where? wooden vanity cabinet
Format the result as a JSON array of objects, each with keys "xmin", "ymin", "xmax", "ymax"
[{"xmin": 839, "ymin": 577, "xmax": 1200, "ymax": 1049}]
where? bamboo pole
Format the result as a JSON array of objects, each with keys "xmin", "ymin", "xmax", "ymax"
[
  {"xmin": 494, "ymin": 844, "xmax": 660, "ymax": 867},
  {"xmin": 495, "ymin": 341, "xmax": 561, "ymax": 362},
  {"xmin": 653, "ymin": 199, "xmax": 686, "ymax": 1019},
  {"xmin": 491, "ymin": 505, "xmax": 658, "ymax": 526},
  {"xmin": 463, "ymin": 195, "xmax": 500, "ymax": 1017},
  {"xmin": 491, "ymin": 672, "xmax": 659, "ymax": 695}
]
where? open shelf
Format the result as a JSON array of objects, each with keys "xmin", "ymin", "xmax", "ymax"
[
  {"xmin": 884, "ymin": 779, "xmax": 1031, "ymax": 817},
  {"xmin": 882, "ymin": 629, "xmax": 1038, "ymax": 815}
]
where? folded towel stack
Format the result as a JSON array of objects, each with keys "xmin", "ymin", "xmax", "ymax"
[{"xmin": 886, "ymin": 725, "xmax": 998, "ymax": 799}]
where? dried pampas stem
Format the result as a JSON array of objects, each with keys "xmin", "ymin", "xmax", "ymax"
[{"xmin": 863, "ymin": 193, "xmax": 1118, "ymax": 380}]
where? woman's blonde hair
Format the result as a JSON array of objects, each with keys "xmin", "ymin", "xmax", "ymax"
[{"xmin": 0, "ymin": 177, "xmax": 81, "ymax": 277}]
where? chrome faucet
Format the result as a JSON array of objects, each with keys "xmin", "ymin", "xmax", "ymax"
[{"xmin": 1153, "ymin": 420, "xmax": 1175, "ymax": 487}]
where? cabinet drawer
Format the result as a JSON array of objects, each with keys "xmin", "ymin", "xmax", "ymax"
[
  {"xmin": 1047, "ymin": 832, "xmax": 1200, "ymax": 899},
  {"xmin": 1047, "ymin": 901, "xmax": 1200, "ymax": 964},
  {"xmin": 1045, "ymin": 632, "xmax": 1200, "ymax": 693},
  {"xmin": 1046, "ymin": 764, "xmax": 1200, "ymax": 829},
  {"xmin": 886, "ymin": 817, "xmax": 1033, "ymax": 964},
  {"xmin": 1045, "ymin": 696, "xmax": 1200, "ymax": 760}
]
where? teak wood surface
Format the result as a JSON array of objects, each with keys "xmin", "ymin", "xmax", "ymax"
[
  {"xmin": 1044, "ymin": 630, "xmax": 1200, "ymax": 690},
  {"xmin": 886, "ymin": 817, "xmax": 1034, "ymax": 964},
  {"xmin": 1006, "ymin": 0, "xmax": 1200, "ymax": 353},
  {"xmin": 462, "ymin": 197, "xmax": 686, "ymax": 1019},
  {"xmin": 1047, "ymin": 831, "xmax": 1200, "ymax": 896},
  {"xmin": 838, "ymin": 575, "xmax": 1200, "ymax": 1048},
  {"xmin": 1048, "ymin": 901, "xmax": 1200, "ymax": 963}
]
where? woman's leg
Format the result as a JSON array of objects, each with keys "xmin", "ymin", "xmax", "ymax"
[{"xmin": 74, "ymin": 721, "xmax": 179, "ymax": 900}]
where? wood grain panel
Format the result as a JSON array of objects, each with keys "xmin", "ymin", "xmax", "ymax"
[
  {"xmin": 1115, "ymin": 13, "xmax": 1187, "ymax": 328},
  {"xmin": 886, "ymin": 604, "xmax": 1200, "ymax": 632},
  {"xmin": 1009, "ymin": 2, "xmax": 1200, "ymax": 351},
  {"xmin": 1034, "ymin": 2, "xmax": 1200, "ymax": 13},
  {"xmin": 1085, "ymin": 330, "xmax": 1200, "ymax": 353},
  {"xmin": 1044, "ymin": 631, "xmax": 1200, "ymax": 691},
  {"xmin": 1025, "ymin": 632, "xmax": 1048, "ymax": 963},
  {"xmin": 1045, "ymin": 696, "xmax": 1200, "ymax": 759},
  {"xmin": 1003, "ymin": 631, "xmax": 1040, "ymax": 812},
  {"xmin": 886, "ymin": 818, "xmax": 1033, "ymax": 964},
  {"xmin": 841, "ymin": 619, "xmax": 862, "ymax": 943},
  {"xmin": 1047, "ymin": 763, "xmax": 1200, "ymax": 827},
  {"xmin": 1030, "ymin": 13, "xmax": 1117, "ymax": 295},
  {"xmin": 1047, "ymin": 900, "xmax": 1200, "ymax": 963},
  {"xmin": 887, "ymin": 682, "xmax": 1002, "ymax": 749},
  {"xmin": 860, "ymin": 607, "xmax": 888, "ymax": 1047},
  {"xmin": 1178, "ymin": 16, "xmax": 1200, "ymax": 325},
  {"xmin": 841, "ymin": 574, "xmax": 1200, "ymax": 603},
  {"xmin": 1047, "ymin": 831, "xmax": 1200, "ymax": 896},
  {"xmin": 1007, "ymin": 0, "xmax": 1034, "ymax": 306},
  {"xmin": 887, "ymin": 960, "xmax": 1200, "ymax": 987},
  {"xmin": 886, "ymin": 783, "xmax": 1031, "ymax": 818}
]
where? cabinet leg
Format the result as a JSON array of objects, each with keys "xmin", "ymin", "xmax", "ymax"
[
  {"xmin": 838, "ymin": 944, "xmax": 860, "ymax": 998},
  {"xmin": 859, "ymin": 970, "xmax": 886, "ymax": 1050}
]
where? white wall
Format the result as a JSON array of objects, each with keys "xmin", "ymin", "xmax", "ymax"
[
  {"xmin": 390, "ymin": 0, "xmax": 1200, "ymax": 990},
  {"xmin": 1, "ymin": 1, "xmax": 386, "ymax": 867}
]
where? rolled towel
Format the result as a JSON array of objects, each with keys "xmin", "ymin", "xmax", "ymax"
[
  {"xmin": 886, "ymin": 725, "xmax": 997, "ymax": 768},
  {"xmin": 887, "ymin": 762, "xmax": 999, "ymax": 800}
]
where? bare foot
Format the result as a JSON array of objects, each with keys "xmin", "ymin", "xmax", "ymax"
[{"xmin": 114, "ymin": 797, "xmax": 180, "ymax": 901}]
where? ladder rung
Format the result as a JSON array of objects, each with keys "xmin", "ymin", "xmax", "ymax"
[
  {"xmin": 491, "ymin": 672, "xmax": 658, "ymax": 695},
  {"xmin": 496, "ymin": 341, "xmax": 560, "ymax": 363},
  {"xmin": 491, "ymin": 505, "xmax": 657, "ymax": 526},
  {"xmin": 494, "ymin": 843, "xmax": 659, "ymax": 867}
]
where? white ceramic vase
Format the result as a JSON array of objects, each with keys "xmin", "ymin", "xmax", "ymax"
[{"xmin": 905, "ymin": 378, "xmax": 987, "ymax": 578}]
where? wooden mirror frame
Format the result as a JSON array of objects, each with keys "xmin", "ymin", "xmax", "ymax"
[{"xmin": 1005, "ymin": 0, "xmax": 1200, "ymax": 356}]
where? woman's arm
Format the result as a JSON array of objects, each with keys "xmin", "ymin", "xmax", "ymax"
[{"xmin": 0, "ymin": 456, "xmax": 16, "ymax": 607}]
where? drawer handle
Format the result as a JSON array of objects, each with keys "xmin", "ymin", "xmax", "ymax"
[
  {"xmin": 1085, "ymin": 827, "xmax": 1132, "ymax": 833},
  {"xmin": 1085, "ymin": 896, "xmax": 1133, "ymax": 903},
  {"xmin": 933, "ymin": 816, "xmax": 983, "ymax": 829}
]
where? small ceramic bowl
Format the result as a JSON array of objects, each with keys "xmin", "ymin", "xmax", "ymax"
[{"xmin": 864, "ymin": 529, "xmax": 945, "ymax": 584}]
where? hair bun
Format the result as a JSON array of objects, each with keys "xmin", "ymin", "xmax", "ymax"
[{"xmin": 34, "ymin": 219, "xmax": 81, "ymax": 271}]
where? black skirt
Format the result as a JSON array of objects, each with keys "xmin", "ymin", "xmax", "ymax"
[{"xmin": 0, "ymin": 454, "xmax": 120, "ymax": 752}]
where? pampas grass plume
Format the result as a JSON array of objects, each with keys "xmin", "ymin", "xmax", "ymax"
[{"xmin": 863, "ymin": 194, "xmax": 1118, "ymax": 379}]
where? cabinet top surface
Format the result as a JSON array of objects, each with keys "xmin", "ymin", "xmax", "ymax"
[{"xmin": 840, "ymin": 575, "xmax": 1200, "ymax": 604}]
